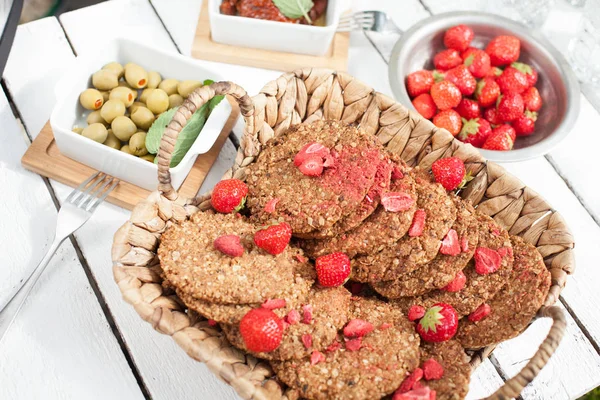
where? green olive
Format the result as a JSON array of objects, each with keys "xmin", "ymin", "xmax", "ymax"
[
  {"xmin": 86, "ymin": 110, "xmax": 107, "ymax": 126},
  {"xmin": 82, "ymin": 123, "xmax": 108, "ymax": 143},
  {"xmin": 100, "ymin": 91, "xmax": 110, "ymax": 102},
  {"xmin": 168, "ymin": 94, "xmax": 184, "ymax": 108},
  {"xmin": 131, "ymin": 106, "xmax": 155, "ymax": 130},
  {"xmin": 124, "ymin": 63, "xmax": 148, "ymax": 89},
  {"xmin": 111, "ymin": 116, "xmax": 137, "ymax": 141},
  {"xmin": 147, "ymin": 71, "xmax": 162, "ymax": 89},
  {"xmin": 129, "ymin": 101, "xmax": 146, "ymax": 114},
  {"xmin": 103, "ymin": 62, "xmax": 124, "ymax": 79},
  {"xmin": 158, "ymin": 78, "xmax": 179, "ymax": 95},
  {"xmin": 92, "ymin": 69, "xmax": 119, "ymax": 90},
  {"xmin": 103, "ymin": 129, "xmax": 121, "ymax": 150},
  {"xmin": 129, "ymin": 131, "xmax": 148, "ymax": 156},
  {"xmin": 120, "ymin": 144, "xmax": 134, "ymax": 155},
  {"xmin": 79, "ymin": 88, "xmax": 104, "ymax": 110},
  {"xmin": 177, "ymin": 80, "xmax": 202, "ymax": 98},
  {"xmin": 109, "ymin": 86, "xmax": 136, "ymax": 107},
  {"xmin": 139, "ymin": 88, "xmax": 153, "ymax": 103},
  {"xmin": 140, "ymin": 154, "xmax": 156, "ymax": 162},
  {"xmin": 100, "ymin": 99, "xmax": 126, "ymax": 124},
  {"xmin": 72, "ymin": 126, "xmax": 84, "ymax": 134},
  {"xmin": 146, "ymin": 89, "xmax": 169, "ymax": 114}
]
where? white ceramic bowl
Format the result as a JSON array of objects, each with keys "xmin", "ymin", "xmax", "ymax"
[
  {"xmin": 208, "ymin": 0, "xmax": 342, "ymax": 56},
  {"xmin": 51, "ymin": 38, "xmax": 232, "ymax": 191}
]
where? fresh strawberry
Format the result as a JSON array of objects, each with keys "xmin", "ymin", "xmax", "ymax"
[
  {"xmin": 440, "ymin": 229, "xmax": 460, "ymax": 255},
  {"xmin": 408, "ymin": 305, "xmax": 426, "ymax": 321},
  {"xmin": 298, "ymin": 155, "xmax": 324, "ymax": 176},
  {"xmin": 262, "ymin": 298, "xmax": 286, "ymax": 310},
  {"xmin": 412, "ymin": 93, "xmax": 437, "ymax": 120},
  {"xmin": 511, "ymin": 62, "xmax": 538, "ymax": 87},
  {"xmin": 432, "ymin": 69, "xmax": 446, "ymax": 82},
  {"xmin": 239, "ymin": 308, "xmax": 284, "ymax": 352},
  {"xmin": 443, "ymin": 24, "xmax": 474, "ymax": 52},
  {"xmin": 285, "ymin": 309, "xmax": 301, "ymax": 325},
  {"xmin": 416, "ymin": 303, "xmax": 459, "ymax": 342},
  {"xmin": 343, "ymin": 319, "xmax": 374, "ymax": 338},
  {"xmin": 483, "ymin": 107, "xmax": 501, "ymax": 126},
  {"xmin": 455, "ymin": 98, "xmax": 481, "ymax": 120},
  {"xmin": 393, "ymin": 386, "xmax": 436, "ymax": 400},
  {"xmin": 422, "ymin": 358, "xmax": 445, "ymax": 380},
  {"xmin": 444, "ymin": 65, "xmax": 476, "ymax": 96},
  {"xmin": 211, "ymin": 179, "xmax": 248, "ymax": 213},
  {"xmin": 500, "ymin": 124, "xmax": 516, "ymax": 142},
  {"xmin": 468, "ymin": 303, "xmax": 492, "ymax": 322},
  {"xmin": 315, "ymin": 252, "xmax": 351, "ymax": 287},
  {"xmin": 474, "ymin": 247, "xmax": 502, "ymax": 274},
  {"xmin": 214, "ymin": 235, "xmax": 245, "ymax": 257},
  {"xmin": 474, "ymin": 77, "xmax": 500, "ymax": 108},
  {"xmin": 264, "ymin": 197, "xmax": 279, "ymax": 213},
  {"xmin": 485, "ymin": 35, "xmax": 521, "ymax": 66},
  {"xmin": 441, "ymin": 270, "xmax": 467, "ymax": 292},
  {"xmin": 430, "ymin": 81, "xmax": 462, "ymax": 110},
  {"xmin": 462, "ymin": 48, "xmax": 491, "ymax": 78},
  {"xmin": 254, "ymin": 222, "xmax": 292, "ymax": 255},
  {"xmin": 482, "ymin": 125, "xmax": 515, "ymax": 151},
  {"xmin": 432, "ymin": 157, "xmax": 467, "ymax": 191},
  {"xmin": 433, "ymin": 49, "xmax": 462, "ymax": 71},
  {"xmin": 302, "ymin": 333, "xmax": 313, "ymax": 349},
  {"xmin": 406, "ymin": 70, "xmax": 435, "ymax": 98},
  {"xmin": 310, "ymin": 350, "xmax": 326, "ymax": 365},
  {"xmin": 496, "ymin": 66, "xmax": 528, "ymax": 94},
  {"xmin": 345, "ymin": 337, "xmax": 362, "ymax": 351},
  {"xmin": 497, "ymin": 93, "xmax": 524, "ymax": 122},
  {"xmin": 408, "ymin": 209, "xmax": 426, "ymax": 237},
  {"xmin": 457, "ymin": 117, "xmax": 492, "ymax": 148},
  {"xmin": 397, "ymin": 368, "xmax": 424, "ymax": 393},
  {"xmin": 381, "ymin": 192, "xmax": 415, "ymax": 212},
  {"xmin": 433, "ymin": 110, "xmax": 462, "ymax": 136},
  {"xmin": 294, "ymin": 142, "xmax": 330, "ymax": 166},
  {"xmin": 487, "ymin": 66, "xmax": 504, "ymax": 77},
  {"xmin": 513, "ymin": 111, "xmax": 537, "ymax": 136},
  {"xmin": 522, "ymin": 87, "xmax": 542, "ymax": 112}
]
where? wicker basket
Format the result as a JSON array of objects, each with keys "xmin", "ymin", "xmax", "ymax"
[{"xmin": 112, "ymin": 69, "xmax": 574, "ymax": 400}]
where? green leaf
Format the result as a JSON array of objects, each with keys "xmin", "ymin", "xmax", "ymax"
[
  {"xmin": 419, "ymin": 306, "xmax": 444, "ymax": 333},
  {"xmin": 272, "ymin": 0, "xmax": 314, "ymax": 22},
  {"xmin": 146, "ymin": 107, "xmax": 178, "ymax": 154}
]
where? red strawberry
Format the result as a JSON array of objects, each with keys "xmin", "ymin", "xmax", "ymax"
[
  {"xmin": 343, "ymin": 319, "xmax": 374, "ymax": 338},
  {"xmin": 408, "ymin": 305, "xmax": 426, "ymax": 321},
  {"xmin": 444, "ymin": 65, "xmax": 476, "ymax": 96},
  {"xmin": 422, "ymin": 358, "xmax": 445, "ymax": 380},
  {"xmin": 393, "ymin": 386, "xmax": 436, "ymax": 400},
  {"xmin": 485, "ymin": 35, "xmax": 521, "ymax": 66},
  {"xmin": 315, "ymin": 252, "xmax": 351, "ymax": 287},
  {"xmin": 408, "ymin": 209, "xmax": 426, "ymax": 237},
  {"xmin": 496, "ymin": 66, "xmax": 528, "ymax": 94},
  {"xmin": 513, "ymin": 111, "xmax": 537, "ymax": 136},
  {"xmin": 430, "ymin": 81, "xmax": 462, "ymax": 110},
  {"xmin": 474, "ymin": 247, "xmax": 502, "ymax": 274},
  {"xmin": 298, "ymin": 155, "xmax": 324, "ymax": 176},
  {"xmin": 397, "ymin": 368, "xmax": 424, "ymax": 393},
  {"xmin": 487, "ymin": 66, "xmax": 504, "ymax": 78},
  {"xmin": 463, "ymin": 48, "xmax": 491, "ymax": 78},
  {"xmin": 441, "ymin": 270, "xmax": 466, "ymax": 292},
  {"xmin": 443, "ymin": 24, "xmax": 474, "ymax": 52},
  {"xmin": 310, "ymin": 350, "xmax": 326, "ymax": 365},
  {"xmin": 416, "ymin": 303, "xmax": 459, "ymax": 342},
  {"xmin": 482, "ymin": 125, "xmax": 515, "ymax": 151},
  {"xmin": 511, "ymin": 62, "xmax": 538, "ymax": 87},
  {"xmin": 469, "ymin": 303, "xmax": 492, "ymax": 322},
  {"xmin": 433, "ymin": 110, "xmax": 462, "ymax": 136},
  {"xmin": 412, "ymin": 93, "xmax": 437, "ymax": 120},
  {"xmin": 455, "ymin": 98, "xmax": 481, "ymax": 120},
  {"xmin": 406, "ymin": 70, "xmax": 435, "ymax": 98},
  {"xmin": 483, "ymin": 107, "xmax": 501, "ymax": 126},
  {"xmin": 497, "ymin": 93, "xmax": 524, "ymax": 122},
  {"xmin": 440, "ymin": 229, "xmax": 460, "ymax": 255},
  {"xmin": 345, "ymin": 337, "xmax": 362, "ymax": 351},
  {"xmin": 294, "ymin": 142, "xmax": 330, "ymax": 166},
  {"xmin": 433, "ymin": 49, "xmax": 462, "ymax": 71},
  {"xmin": 262, "ymin": 298, "xmax": 286, "ymax": 310},
  {"xmin": 214, "ymin": 235, "xmax": 244, "ymax": 257},
  {"xmin": 381, "ymin": 192, "xmax": 415, "ymax": 212},
  {"xmin": 457, "ymin": 117, "xmax": 492, "ymax": 148},
  {"xmin": 522, "ymin": 87, "xmax": 542, "ymax": 111},
  {"xmin": 326, "ymin": 341, "xmax": 342, "ymax": 352},
  {"xmin": 431, "ymin": 157, "xmax": 467, "ymax": 191},
  {"xmin": 254, "ymin": 222, "xmax": 292, "ymax": 255},
  {"xmin": 211, "ymin": 179, "xmax": 248, "ymax": 213},
  {"xmin": 500, "ymin": 124, "xmax": 516, "ymax": 143},
  {"xmin": 239, "ymin": 308, "xmax": 284, "ymax": 352},
  {"xmin": 264, "ymin": 197, "xmax": 279, "ymax": 213},
  {"xmin": 475, "ymin": 77, "xmax": 500, "ymax": 108}
]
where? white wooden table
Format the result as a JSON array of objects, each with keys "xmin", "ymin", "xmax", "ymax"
[{"xmin": 1, "ymin": 0, "xmax": 599, "ymax": 399}]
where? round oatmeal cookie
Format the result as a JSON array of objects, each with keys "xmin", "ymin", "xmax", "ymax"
[
  {"xmin": 419, "ymin": 340, "xmax": 471, "ymax": 400},
  {"xmin": 372, "ymin": 197, "xmax": 479, "ymax": 298},
  {"xmin": 271, "ymin": 297, "xmax": 420, "ymax": 400},
  {"xmin": 223, "ymin": 286, "xmax": 351, "ymax": 361},
  {"xmin": 393, "ymin": 213, "xmax": 514, "ymax": 317},
  {"xmin": 456, "ymin": 235, "xmax": 551, "ymax": 349},
  {"xmin": 352, "ymin": 170, "xmax": 457, "ymax": 282},
  {"xmin": 300, "ymin": 163, "xmax": 417, "ymax": 259},
  {"xmin": 158, "ymin": 211, "xmax": 298, "ymax": 304}
]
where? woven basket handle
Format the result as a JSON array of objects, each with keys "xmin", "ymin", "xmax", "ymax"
[
  {"xmin": 156, "ymin": 81, "xmax": 254, "ymax": 200},
  {"xmin": 484, "ymin": 306, "xmax": 566, "ymax": 399}
]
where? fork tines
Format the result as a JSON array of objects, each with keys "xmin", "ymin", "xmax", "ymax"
[
  {"xmin": 337, "ymin": 12, "xmax": 376, "ymax": 32},
  {"xmin": 66, "ymin": 172, "xmax": 119, "ymax": 211}
]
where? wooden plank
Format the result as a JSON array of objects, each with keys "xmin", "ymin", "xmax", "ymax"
[
  {"xmin": 0, "ymin": 87, "xmax": 144, "ymax": 399},
  {"xmin": 467, "ymin": 359, "xmax": 505, "ymax": 399}
]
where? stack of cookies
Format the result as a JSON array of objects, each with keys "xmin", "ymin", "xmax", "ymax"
[{"xmin": 157, "ymin": 120, "xmax": 551, "ymax": 400}]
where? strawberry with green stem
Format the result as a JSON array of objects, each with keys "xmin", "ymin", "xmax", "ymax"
[
  {"xmin": 444, "ymin": 65, "xmax": 476, "ymax": 96},
  {"xmin": 457, "ymin": 117, "xmax": 492, "ymax": 148},
  {"xmin": 496, "ymin": 66, "xmax": 528, "ymax": 95},
  {"xmin": 475, "ymin": 77, "xmax": 500, "ymax": 108},
  {"xmin": 462, "ymin": 47, "xmax": 491, "ymax": 78},
  {"xmin": 406, "ymin": 70, "xmax": 435, "ymax": 98},
  {"xmin": 513, "ymin": 110, "xmax": 538, "ymax": 136},
  {"xmin": 511, "ymin": 62, "xmax": 538, "ymax": 87},
  {"xmin": 434, "ymin": 49, "xmax": 463, "ymax": 71},
  {"xmin": 211, "ymin": 179, "xmax": 248, "ymax": 213},
  {"xmin": 482, "ymin": 125, "xmax": 515, "ymax": 151},
  {"xmin": 415, "ymin": 303, "xmax": 459, "ymax": 342},
  {"xmin": 254, "ymin": 222, "xmax": 292, "ymax": 255},
  {"xmin": 431, "ymin": 157, "xmax": 470, "ymax": 191}
]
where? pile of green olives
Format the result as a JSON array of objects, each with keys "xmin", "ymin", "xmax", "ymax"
[{"xmin": 75, "ymin": 61, "xmax": 206, "ymax": 163}]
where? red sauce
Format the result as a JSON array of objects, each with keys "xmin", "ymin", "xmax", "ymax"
[{"xmin": 220, "ymin": 0, "xmax": 327, "ymax": 25}]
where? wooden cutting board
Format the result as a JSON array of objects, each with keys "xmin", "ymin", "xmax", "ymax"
[
  {"xmin": 21, "ymin": 97, "xmax": 240, "ymax": 211},
  {"xmin": 192, "ymin": 1, "xmax": 349, "ymax": 71}
]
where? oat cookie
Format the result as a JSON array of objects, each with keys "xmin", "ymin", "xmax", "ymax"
[{"xmin": 419, "ymin": 341, "xmax": 471, "ymax": 400}]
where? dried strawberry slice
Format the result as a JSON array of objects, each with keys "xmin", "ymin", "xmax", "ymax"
[
  {"xmin": 440, "ymin": 229, "xmax": 460, "ymax": 256},
  {"xmin": 408, "ymin": 209, "xmax": 427, "ymax": 237},
  {"xmin": 294, "ymin": 142, "xmax": 330, "ymax": 166},
  {"xmin": 468, "ymin": 303, "xmax": 491, "ymax": 322},
  {"xmin": 474, "ymin": 247, "xmax": 502, "ymax": 274},
  {"xmin": 381, "ymin": 192, "xmax": 415, "ymax": 212},
  {"xmin": 343, "ymin": 319, "xmax": 374, "ymax": 338}
]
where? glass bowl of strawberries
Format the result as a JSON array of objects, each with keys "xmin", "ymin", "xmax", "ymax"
[{"xmin": 389, "ymin": 11, "xmax": 580, "ymax": 162}]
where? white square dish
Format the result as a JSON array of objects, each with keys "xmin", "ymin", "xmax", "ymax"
[
  {"xmin": 208, "ymin": 0, "xmax": 342, "ymax": 56},
  {"xmin": 50, "ymin": 38, "xmax": 232, "ymax": 192}
]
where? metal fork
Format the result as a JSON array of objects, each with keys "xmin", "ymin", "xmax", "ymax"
[
  {"xmin": 337, "ymin": 10, "xmax": 402, "ymax": 34},
  {"xmin": 0, "ymin": 172, "xmax": 119, "ymax": 342}
]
